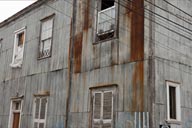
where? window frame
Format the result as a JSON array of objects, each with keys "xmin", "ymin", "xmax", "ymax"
[
  {"xmin": 94, "ymin": 0, "xmax": 119, "ymax": 43},
  {"xmin": 8, "ymin": 99, "xmax": 23, "ymax": 128},
  {"xmin": 166, "ymin": 81, "xmax": 181, "ymax": 121},
  {"xmin": 90, "ymin": 85, "xmax": 117, "ymax": 128},
  {"xmin": 32, "ymin": 97, "xmax": 48, "ymax": 128},
  {"xmin": 38, "ymin": 14, "xmax": 55, "ymax": 60},
  {"xmin": 10, "ymin": 27, "xmax": 26, "ymax": 68}
]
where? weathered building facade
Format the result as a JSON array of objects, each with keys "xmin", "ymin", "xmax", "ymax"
[{"xmin": 0, "ymin": 0, "xmax": 192, "ymax": 128}]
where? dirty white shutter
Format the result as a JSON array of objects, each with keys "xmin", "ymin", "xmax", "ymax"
[
  {"xmin": 93, "ymin": 92, "xmax": 102, "ymax": 128},
  {"xmin": 35, "ymin": 98, "xmax": 40, "ymax": 119},
  {"xmin": 92, "ymin": 91, "xmax": 113, "ymax": 128},
  {"xmin": 40, "ymin": 98, "xmax": 47, "ymax": 119},
  {"xmin": 103, "ymin": 91, "xmax": 113, "ymax": 128}
]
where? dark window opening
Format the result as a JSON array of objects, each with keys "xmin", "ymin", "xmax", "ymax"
[
  {"xmin": 17, "ymin": 32, "xmax": 24, "ymax": 46},
  {"xmin": 101, "ymin": 0, "xmax": 115, "ymax": 10},
  {"xmin": 97, "ymin": 31, "xmax": 114, "ymax": 41},
  {"xmin": 169, "ymin": 86, "xmax": 176, "ymax": 119}
]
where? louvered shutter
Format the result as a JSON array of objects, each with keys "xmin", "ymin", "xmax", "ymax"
[
  {"xmin": 35, "ymin": 98, "xmax": 40, "ymax": 119},
  {"xmin": 93, "ymin": 92, "xmax": 102, "ymax": 128},
  {"xmin": 102, "ymin": 91, "xmax": 113, "ymax": 128},
  {"xmin": 40, "ymin": 98, "xmax": 47, "ymax": 119}
]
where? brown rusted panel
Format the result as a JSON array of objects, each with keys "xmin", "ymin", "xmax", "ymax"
[
  {"xmin": 83, "ymin": 0, "xmax": 92, "ymax": 31},
  {"xmin": 130, "ymin": 0, "xmax": 144, "ymax": 61},
  {"xmin": 73, "ymin": 32, "xmax": 83, "ymax": 73},
  {"xmin": 132, "ymin": 61, "xmax": 144, "ymax": 112}
]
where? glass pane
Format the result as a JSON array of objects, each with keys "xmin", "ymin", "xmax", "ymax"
[
  {"xmin": 39, "ymin": 123, "xmax": 44, "ymax": 128},
  {"xmin": 41, "ymin": 19, "xmax": 53, "ymax": 40},
  {"xmin": 40, "ymin": 98, "xmax": 47, "ymax": 119},
  {"xmin": 35, "ymin": 98, "xmax": 40, "ymax": 119},
  {"xmin": 34, "ymin": 122, "xmax": 38, "ymax": 128}
]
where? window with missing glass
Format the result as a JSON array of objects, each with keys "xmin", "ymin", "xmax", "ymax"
[
  {"xmin": 166, "ymin": 81, "xmax": 181, "ymax": 121},
  {"xmin": 95, "ymin": 0, "xmax": 118, "ymax": 42},
  {"xmin": 10, "ymin": 27, "xmax": 26, "ymax": 68},
  {"xmin": 39, "ymin": 15, "xmax": 54, "ymax": 59}
]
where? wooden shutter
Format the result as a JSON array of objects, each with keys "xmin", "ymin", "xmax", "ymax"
[
  {"xmin": 103, "ymin": 92, "xmax": 112, "ymax": 119},
  {"xmin": 35, "ymin": 98, "xmax": 40, "ymax": 119},
  {"xmin": 40, "ymin": 98, "xmax": 47, "ymax": 119},
  {"xmin": 102, "ymin": 91, "xmax": 113, "ymax": 128},
  {"xmin": 93, "ymin": 92, "xmax": 102, "ymax": 128}
]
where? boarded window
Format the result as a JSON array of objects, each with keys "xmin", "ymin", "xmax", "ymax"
[
  {"xmin": 39, "ymin": 16, "xmax": 54, "ymax": 59},
  {"xmin": 92, "ymin": 90, "xmax": 114, "ymax": 128},
  {"xmin": 33, "ymin": 97, "xmax": 47, "ymax": 128},
  {"xmin": 10, "ymin": 28, "xmax": 26, "ymax": 68},
  {"xmin": 166, "ymin": 81, "xmax": 181, "ymax": 121}
]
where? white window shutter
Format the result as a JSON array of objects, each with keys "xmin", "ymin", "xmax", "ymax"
[
  {"xmin": 40, "ymin": 98, "xmax": 47, "ymax": 119},
  {"xmin": 103, "ymin": 91, "xmax": 112, "ymax": 119},
  {"xmin": 93, "ymin": 93, "xmax": 102, "ymax": 128},
  {"xmin": 102, "ymin": 91, "xmax": 113, "ymax": 128},
  {"xmin": 35, "ymin": 98, "xmax": 40, "ymax": 119},
  {"xmin": 94, "ymin": 93, "xmax": 102, "ymax": 119}
]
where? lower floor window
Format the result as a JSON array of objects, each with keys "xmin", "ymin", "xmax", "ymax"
[
  {"xmin": 92, "ymin": 87, "xmax": 116, "ymax": 128},
  {"xmin": 166, "ymin": 81, "xmax": 181, "ymax": 121},
  {"xmin": 8, "ymin": 100, "xmax": 22, "ymax": 128},
  {"xmin": 33, "ymin": 97, "xmax": 48, "ymax": 128}
]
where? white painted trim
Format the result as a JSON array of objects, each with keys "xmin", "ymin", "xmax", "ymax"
[
  {"xmin": 33, "ymin": 97, "xmax": 48, "ymax": 128},
  {"xmin": 166, "ymin": 81, "xmax": 181, "ymax": 121},
  {"xmin": 8, "ymin": 99, "xmax": 23, "ymax": 128},
  {"xmin": 14, "ymin": 26, "xmax": 26, "ymax": 33},
  {"xmin": 10, "ymin": 27, "xmax": 26, "ymax": 68}
]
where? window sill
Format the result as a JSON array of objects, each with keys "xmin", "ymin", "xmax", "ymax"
[
  {"xmin": 37, "ymin": 55, "xmax": 51, "ymax": 60},
  {"xmin": 93, "ymin": 37, "xmax": 118, "ymax": 45},
  {"xmin": 166, "ymin": 120, "xmax": 182, "ymax": 125}
]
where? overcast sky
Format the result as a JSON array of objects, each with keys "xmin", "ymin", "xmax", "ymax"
[{"xmin": 0, "ymin": 0, "xmax": 37, "ymax": 22}]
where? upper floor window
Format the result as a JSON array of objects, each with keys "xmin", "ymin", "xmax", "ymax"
[
  {"xmin": 33, "ymin": 97, "xmax": 48, "ymax": 128},
  {"xmin": 38, "ymin": 15, "xmax": 54, "ymax": 59},
  {"xmin": 166, "ymin": 81, "xmax": 181, "ymax": 121},
  {"xmin": 96, "ymin": 0, "xmax": 117, "ymax": 42},
  {"xmin": 10, "ymin": 27, "xmax": 26, "ymax": 68}
]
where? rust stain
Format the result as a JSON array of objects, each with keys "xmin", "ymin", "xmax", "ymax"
[
  {"xmin": 129, "ymin": 0, "xmax": 144, "ymax": 112},
  {"xmin": 73, "ymin": 32, "xmax": 83, "ymax": 73},
  {"xmin": 130, "ymin": 0, "xmax": 144, "ymax": 61},
  {"xmin": 132, "ymin": 61, "xmax": 144, "ymax": 112},
  {"xmin": 83, "ymin": 0, "xmax": 92, "ymax": 30}
]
